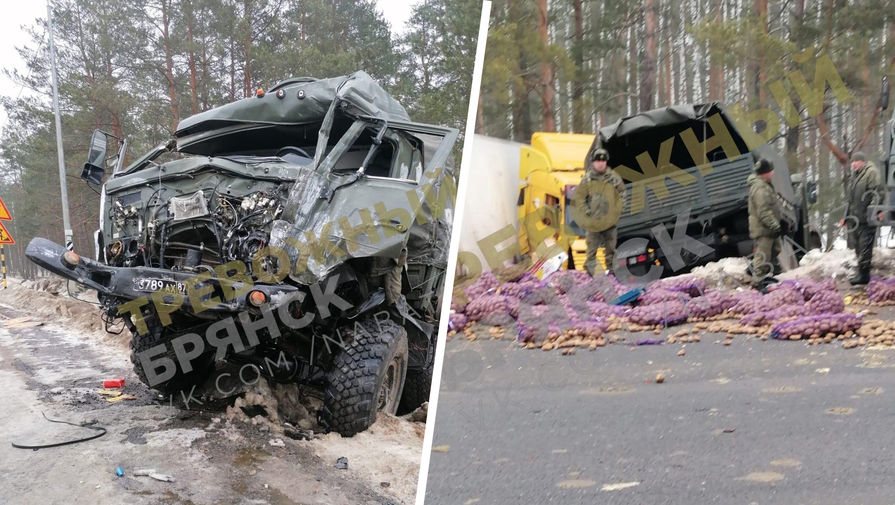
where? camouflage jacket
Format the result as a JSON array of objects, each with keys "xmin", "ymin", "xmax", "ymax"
[
  {"xmin": 846, "ymin": 161, "xmax": 885, "ymax": 227},
  {"xmin": 581, "ymin": 168, "xmax": 626, "ymax": 219},
  {"xmin": 747, "ymin": 174, "xmax": 781, "ymax": 239}
]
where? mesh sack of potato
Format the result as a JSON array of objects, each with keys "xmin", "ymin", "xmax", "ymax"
[
  {"xmin": 640, "ymin": 287, "xmax": 691, "ymax": 306},
  {"xmin": 586, "ymin": 300, "xmax": 628, "ymax": 318},
  {"xmin": 805, "ymin": 289, "xmax": 845, "ymax": 314},
  {"xmin": 544, "ymin": 269, "xmax": 594, "ymax": 294},
  {"xmin": 739, "ymin": 304, "xmax": 804, "ymax": 326},
  {"xmin": 867, "ymin": 278, "xmax": 895, "ymax": 303},
  {"xmin": 727, "ymin": 291, "xmax": 766, "ymax": 315},
  {"xmin": 499, "ymin": 274, "xmax": 540, "ymax": 299},
  {"xmin": 770, "ymin": 313, "xmax": 863, "ymax": 340},
  {"xmin": 650, "ymin": 276, "xmax": 707, "ymax": 297},
  {"xmin": 465, "ymin": 271, "xmax": 499, "ymax": 301},
  {"xmin": 628, "ymin": 299, "xmax": 689, "ymax": 326},
  {"xmin": 780, "ymin": 278, "xmax": 836, "ymax": 301},
  {"xmin": 466, "ymin": 294, "xmax": 514, "ymax": 322},
  {"xmin": 449, "ymin": 312, "xmax": 468, "ymax": 331},
  {"xmin": 763, "ymin": 284, "xmax": 806, "ymax": 308},
  {"xmin": 686, "ymin": 289, "xmax": 737, "ymax": 318}
]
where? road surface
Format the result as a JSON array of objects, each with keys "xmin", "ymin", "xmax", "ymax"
[
  {"xmin": 426, "ymin": 318, "xmax": 895, "ymax": 504},
  {"xmin": 0, "ymin": 283, "xmax": 415, "ymax": 505}
]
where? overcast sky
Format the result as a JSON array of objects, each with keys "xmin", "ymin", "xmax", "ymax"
[{"xmin": 0, "ymin": 0, "xmax": 416, "ymax": 136}]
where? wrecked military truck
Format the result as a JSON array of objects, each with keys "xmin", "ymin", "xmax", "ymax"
[{"xmin": 26, "ymin": 71, "xmax": 456, "ymax": 436}]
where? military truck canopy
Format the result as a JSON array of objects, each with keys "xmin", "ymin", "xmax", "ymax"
[
  {"xmin": 591, "ymin": 102, "xmax": 794, "ymax": 204},
  {"xmin": 173, "ymin": 71, "xmax": 410, "ymax": 156},
  {"xmin": 594, "ymin": 103, "xmax": 747, "ymax": 169}
]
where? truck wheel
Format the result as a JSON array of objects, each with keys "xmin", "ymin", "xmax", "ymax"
[
  {"xmin": 322, "ymin": 318, "xmax": 408, "ymax": 436},
  {"xmin": 129, "ymin": 326, "xmax": 216, "ymax": 397},
  {"xmin": 397, "ymin": 362, "xmax": 433, "ymax": 415}
]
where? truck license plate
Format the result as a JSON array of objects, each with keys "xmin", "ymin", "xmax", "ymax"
[{"xmin": 133, "ymin": 277, "xmax": 187, "ymax": 295}]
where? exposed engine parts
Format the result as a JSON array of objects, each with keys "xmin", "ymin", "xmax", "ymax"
[{"xmin": 105, "ymin": 178, "xmax": 285, "ymax": 274}]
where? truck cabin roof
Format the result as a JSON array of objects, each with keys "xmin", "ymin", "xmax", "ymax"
[{"xmin": 173, "ymin": 71, "xmax": 410, "ymax": 157}]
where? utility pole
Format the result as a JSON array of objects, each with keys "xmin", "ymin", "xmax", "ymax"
[{"xmin": 47, "ymin": 1, "xmax": 73, "ymax": 251}]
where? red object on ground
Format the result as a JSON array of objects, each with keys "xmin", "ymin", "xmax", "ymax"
[{"xmin": 103, "ymin": 378, "xmax": 125, "ymax": 388}]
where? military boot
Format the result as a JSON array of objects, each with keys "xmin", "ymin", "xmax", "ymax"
[{"xmin": 849, "ymin": 269, "xmax": 870, "ymax": 286}]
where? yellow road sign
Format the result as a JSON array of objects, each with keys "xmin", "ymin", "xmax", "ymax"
[
  {"xmin": 0, "ymin": 222, "xmax": 14, "ymax": 244},
  {"xmin": 0, "ymin": 197, "xmax": 10, "ymax": 220}
]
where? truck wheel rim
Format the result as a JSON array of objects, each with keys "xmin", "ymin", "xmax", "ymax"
[{"xmin": 378, "ymin": 356, "xmax": 404, "ymax": 413}]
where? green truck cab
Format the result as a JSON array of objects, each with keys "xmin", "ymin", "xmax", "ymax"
[{"xmin": 27, "ymin": 72, "xmax": 456, "ymax": 436}]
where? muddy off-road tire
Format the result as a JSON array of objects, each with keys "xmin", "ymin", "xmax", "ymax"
[
  {"xmin": 397, "ymin": 362, "xmax": 433, "ymax": 415},
  {"xmin": 128, "ymin": 325, "xmax": 216, "ymax": 397},
  {"xmin": 322, "ymin": 318, "xmax": 408, "ymax": 436}
]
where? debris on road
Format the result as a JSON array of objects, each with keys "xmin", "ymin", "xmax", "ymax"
[
  {"xmin": 449, "ymin": 250, "xmax": 895, "ymax": 353},
  {"xmin": 102, "ymin": 378, "xmax": 125, "ymax": 388},
  {"xmin": 269, "ymin": 438, "xmax": 285, "ymax": 448},
  {"xmin": 147, "ymin": 473, "xmax": 175, "ymax": 483},
  {"xmin": 115, "ymin": 466, "xmax": 124, "ymax": 477},
  {"xmin": 335, "ymin": 456, "xmax": 349, "ymax": 470},
  {"xmin": 601, "ymin": 481, "xmax": 640, "ymax": 491},
  {"xmin": 106, "ymin": 394, "xmax": 137, "ymax": 403},
  {"xmin": 654, "ymin": 373, "xmax": 665, "ymax": 384},
  {"xmin": 401, "ymin": 402, "xmax": 428, "ymax": 423},
  {"xmin": 2, "ymin": 316, "xmax": 44, "ymax": 329},
  {"xmin": 224, "ymin": 378, "xmax": 321, "ymax": 436}
]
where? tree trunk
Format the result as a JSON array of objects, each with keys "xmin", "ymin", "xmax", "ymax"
[
  {"xmin": 184, "ymin": 0, "xmax": 199, "ymax": 115},
  {"xmin": 628, "ymin": 23, "xmax": 637, "ymax": 114},
  {"xmin": 536, "ymin": 0, "xmax": 555, "ymax": 131},
  {"xmin": 708, "ymin": 0, "xmax": 722, "ymax": 101},
  {"xmin": 663, "ymin": 23, "xmax": 673, "ymax": 104},
  {"xmin": 243, "ymin": 0, "xmax": 253, "ymax": 98},
  {"xmin": 785, "ymin": 0, "xmax": 805, "ymax": 158},
  {"xmin": 229, "ymin": 38, "xmax": 236, "ymax": 102},
  {"xmin": 572, "ymin": 0, "xmax": 587, "ymax": 133},
  {"xmin": 161, "ymin": 0, "xmax": 179, "ymax": 131},
  {"xmin": 640, "ymin": 0, "xmax": 657, "ymax": 110}
]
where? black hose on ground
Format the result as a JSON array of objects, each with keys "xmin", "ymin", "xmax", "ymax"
[{"xmin": 11, "ymin": 412, "xmax": 106, "ymax": 450}]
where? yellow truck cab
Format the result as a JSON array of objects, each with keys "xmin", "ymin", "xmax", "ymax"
[{"xmin": 517, "ymin": 132, "xmax": 602, "ymax": 271}]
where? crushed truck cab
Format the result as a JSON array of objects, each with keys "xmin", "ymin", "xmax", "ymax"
[{"xmin": 27, "ymin": 71, "xmax": 456, "ymax": 436}]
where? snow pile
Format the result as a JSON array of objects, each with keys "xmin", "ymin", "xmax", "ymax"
[
  {"xmin": 311, "ymin": 414, "xmax": 425, "ymax": 504},
  {"xmin": 224, "ymin": 378, "xmax": 320, "ymax": 433},
  {"xmin": 687, "ymin": 257, "xmax": 751, "ymax": 289}
]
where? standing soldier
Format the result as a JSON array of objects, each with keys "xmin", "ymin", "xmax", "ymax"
[
  {"xmin": 581, "ymin": 148, "xmax": 626, "ymax": 276},
  {"xmin": 844, "ymin": 151, "xmax": 885, "ymax": 285},
  {"xmin": 748, "ymin": 158, "xmax": 782, "ymax": 290}
]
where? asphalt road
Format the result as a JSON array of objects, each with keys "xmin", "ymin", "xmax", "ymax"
[{"xmin": 425, "ymin": 324, "xmax": 895, "ymax": 505}]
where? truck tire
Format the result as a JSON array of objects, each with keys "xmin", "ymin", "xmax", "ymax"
[
  {"xmin": 128, "ymin": 323, "xmax": 216, "ymax": 397},
  {"xmin": 322, "ymin": 318, "xmax": 408, "ymax": 436},
  {"xmin": 397, "ymin": 362, "xmax": 433, "ymax": 415}
]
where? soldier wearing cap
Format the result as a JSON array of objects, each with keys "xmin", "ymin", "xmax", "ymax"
[
  {"xmin": 747, "ymin": 158, "xmax": 782, "ymax": 290},
  {"xmin": 844, "ymin": 151, "xmax": 885, "ymax": 285},
  {"xmin": 581, "ymin": 147, "xmax": 626, "ymax": 276}
]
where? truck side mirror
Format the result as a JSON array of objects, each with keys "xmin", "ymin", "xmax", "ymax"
[{"xmin": 81, "ymin": 130, "xmax": 107, "ymax": 184}]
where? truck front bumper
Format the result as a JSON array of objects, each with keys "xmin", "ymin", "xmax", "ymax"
[{"xmin": 25, "ymin": 237, "xmax": 296, "ymax": 314}]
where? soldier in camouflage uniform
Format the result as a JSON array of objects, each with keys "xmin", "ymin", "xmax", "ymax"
[
  {"xmin": 747, "ymin": 158, "xmax": 782, "ymax": 290},
  {"xmin": 581, "ymin": 148, "xmax": 626, "ymax": 276},
  {"xmin": 844, "ymin": 151, "xmax": 885, "ymax": 285}
]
